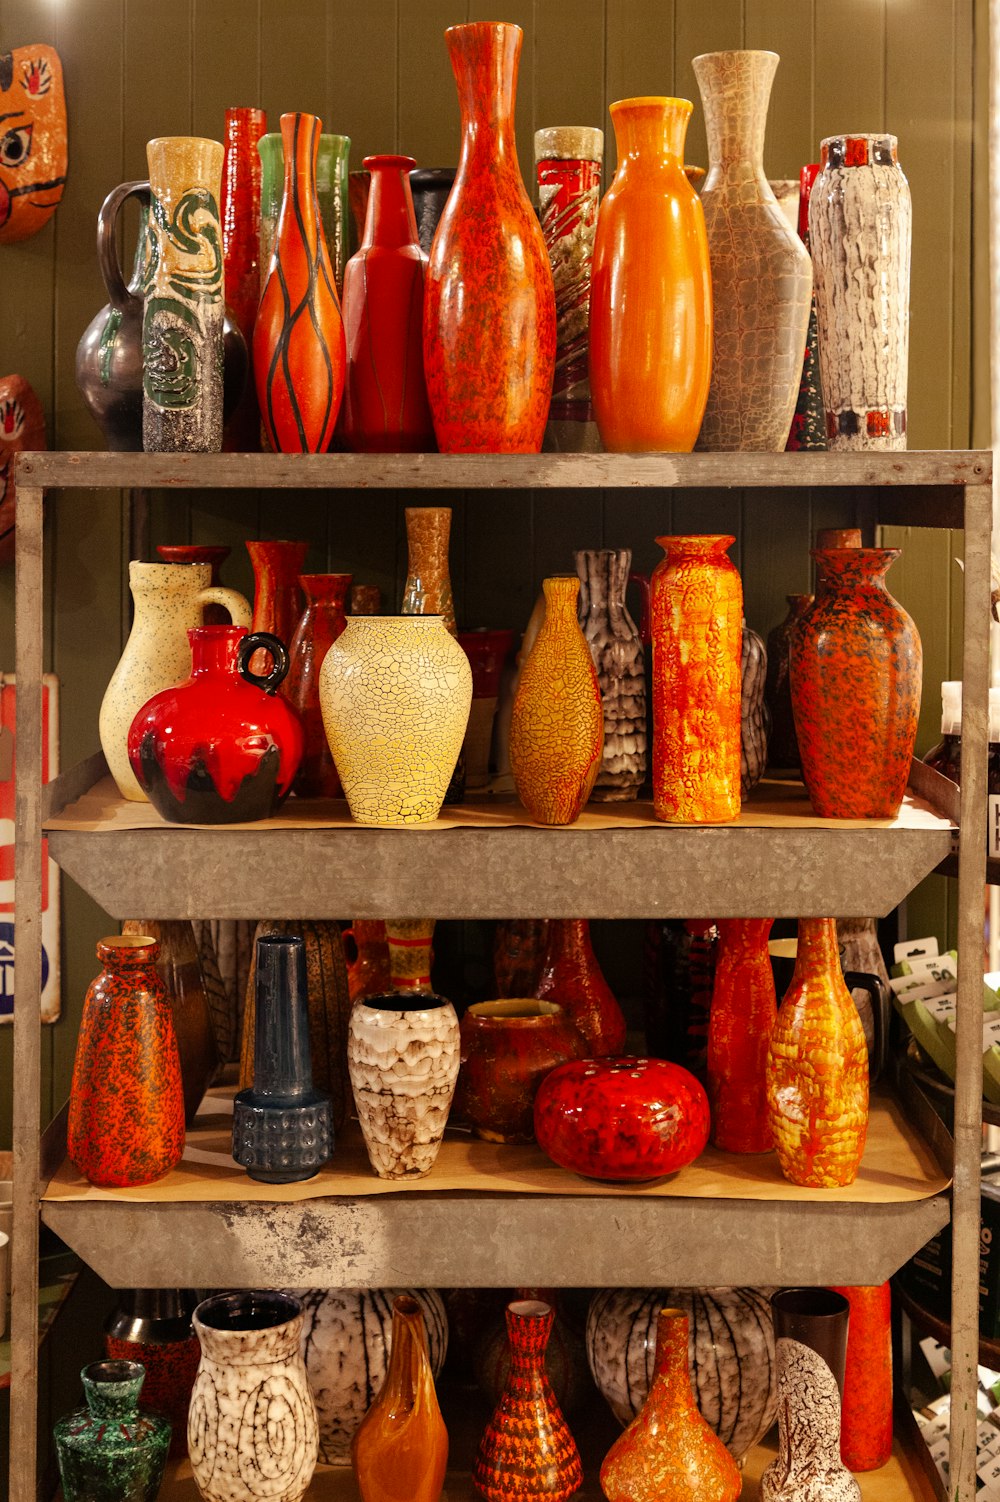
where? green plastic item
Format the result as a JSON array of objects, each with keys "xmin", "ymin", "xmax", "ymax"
[{"xmin": 892, "ymin": 949, "xmax": 1000, "ymax": 1105}]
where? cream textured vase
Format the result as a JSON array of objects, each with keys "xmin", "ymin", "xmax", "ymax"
[
  {"xmin": 319, "ymin": 615, "xmax": 472, "ymax": 825},
  {"xmin": 188, "ymin": 1291, "xmax": 318, "ymax": 1502},
  {"xmin": 809, "ymin": 134, "xmax": 911, "ymax": 450},
  {"xmin": 348, "ymin": 991, "xmax": 461, "ymax": 1179},
  {"xmin": 693, "ymin": 51, "xmax": 812, "ymax": 451},
  {"xmin": 99, "ymin": 561, "xmax": 251, "ymax": 801}
]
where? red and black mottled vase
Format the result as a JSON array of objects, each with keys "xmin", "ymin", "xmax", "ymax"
[{"xmin": 105, "ymin": 1289, "xmax": 200, "ymax": 1458}]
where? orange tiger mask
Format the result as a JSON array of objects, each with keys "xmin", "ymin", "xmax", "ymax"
[{"xmin": 0, "ymin": 44, "xmax": 67, "ymax": 244}]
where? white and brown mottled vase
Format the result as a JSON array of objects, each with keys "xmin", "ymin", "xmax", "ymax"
[
  {"xmin": 189, "ymin": 1291, "xmax": 318, "ymax": 1502},
  {"xmin": 574, "ymin": 549, "xmax": 646, "ymax": 800},
  {"xmin": 693, "ymin": 51, "xmax": 812, "ymax": 451},
  {"xmin": 809, "ymin": 134, "xmax": 911, "ymax": 450},
  {"xmin": 348, "ymin": 990, "xmax": 460, "ymax": 1179}
]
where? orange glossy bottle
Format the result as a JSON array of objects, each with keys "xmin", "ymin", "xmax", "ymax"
[
  {"xmin": 590, "ymin": 97, "xmax": 713, "ymax": 452},
  {"xmin": 352, "ymin": 1295, "xmax": 448, "ymax": 1502}
]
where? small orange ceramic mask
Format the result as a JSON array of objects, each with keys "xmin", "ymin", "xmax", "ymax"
[
  {"xmin": 0, "ymin": 45, "xmax": 67, "ymax": 244},
  {"xmin": 0, "ymin": 374, "xmax": 46, "ymax": 564}
]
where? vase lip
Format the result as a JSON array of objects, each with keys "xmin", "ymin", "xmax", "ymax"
[
  {"xmin": 466, "ymin": 998, "xmax": 566, "ymax": 1023},
  {"xmin": 299, "ymin": 571, "xmax": 352, "ymax": 592},
  {"xmin": 393, "ymin": 1293, "xmax": 423, "ymax": 1317},
  {"xmin": 445, "ymin": 19, "xmax": 523, "ymax": 41},
  {"xmin": 194, "ymin": 1289, "xmax": 303, "ymax": 1335},
  {"xmin": 97, "ymin": 933, "xmax": 159, "ymax": 967},
  {"xmin": 279, "ymin": 110, "xmax": 322, "ymax": 130},
  {"xmin": 610, "ymin": 95, "xmax": 692, "ymax": 117},
  {"xmin": 246, "ymin": 537, "xmax": 309, "ymax": 553},
  {"xmin": 535, "ymin": 125, "xmax": 604, "ymax": 162},
  {"xmin": 821, "ymin": 131, "xmax": 898, "ymax": 147},
  {"xmin": 771, "ymin": 1287, "xmax": 849, "ymax": 1320},
  {"xmin": 359, "ymin": 989, "xmax": 454, "ymax": 1014},
  {"xmin": 345, "ymin": 613, "xmax": 445, "ymax": 625},
  {"xmin": 655, "ymin": 533, "xmax": 736, "ymax": 554},
  {"xmin": 130, "ymin": 559, "xmax": 212, "ymax": 583},
  {"xmin": 156, "ymin": 543, "xmax": 231, "ymax": 563},
  {"xmin": 363, "ymin": 153, "xmax": 418, "ymax": 173},
  {"xmin": 811, "ymin": 545, "xmax": 900, "ymax": 569},
  {"xmin": 146, "ymin": 134, "xmax": 225, "ymax": 153},
  {"xmin": 82, "ymin": 1358, "xmax": 144, "ymax": 1386},
  {"xmin": 509, "ymin": 1298, "xmax": 552, "ymax": 1318},
  {"xmin": 409, "ymin": 166, "xmax": 457, "ymax": 183},
  {"xmin": 692, "ymin": 47, "xmax": 779, "ymax": 65}
]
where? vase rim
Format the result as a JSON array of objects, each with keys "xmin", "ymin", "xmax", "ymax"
[
  {"xmin": 692, "ymin": 47, "xmax": 779, "ymax": 64},
  {"xmin": 610, "ymin": 95, "xmax": 692, "ymax": 116},
  {"xmin": 409, "ymin": 166, "xmax": 457, "ymax": 181},
  {"xmin": 466, "ymin": 998, "xmax": 566, "ymax": 1023},
  {"xmin": 820, "ymin": 131, "xmax": 898, "ymax": 147},
  {"xmin": 509, "ymin": 1298, "xmax": 551, "ymax": 1317},
  {"xmin": 811, "ymin": 545, "xmax": 900, "ymax": 565},
  {"xmin": 146, "ymin": 134, "xmax": 224, "ymax": 152},
  {"xmin": 772, "ymin": 1287, "xmax": 849, "ymax": 1320},
  {"xmin": 359, "ymin": 990, "xmax": 454, "ymax": 1014},
  {"xmin": 345, "ymin": 613, "xmax": 445, "ymax": 624},
  {"xmin": 363, "ymin": 153, "xmax": 417, "ymax": 172},
  {"xmin": 655, "ymin": 533, "xmax": 736, "ymax": 553},
  {"xmin": 130, "ymin": 559, "xmax": 212, "ymax": 581},
  {"xmin": 279, "ymin": 110, "xmax": 322, "ymax": 129},
  {"xmin": 194, "ymin": 1289, "xmax": 302, "ymax": 1334},
  {"xmin": 82, "ymin": 1358, "xmax": 144, "ymax": 1385},
  {"xmin": 535, "ymin": 125, "xmax": 604, "ymax": 161},
  {"xmin": 445, "ymin": 19, "xmax": 523, "ymax": 39},
  {"xmin": 97, "ymin": 934, "xmax": 158, "ymax": 965}
]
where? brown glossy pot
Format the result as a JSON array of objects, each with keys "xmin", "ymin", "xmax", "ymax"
[{"xmin": 454, "ymin": 999, "xmax": 589, "ymax": 1144}]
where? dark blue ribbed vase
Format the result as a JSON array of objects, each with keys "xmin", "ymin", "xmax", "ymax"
[{"xmin": 232, "ymin": 935, "xmax": 333, "ymax": 1182}]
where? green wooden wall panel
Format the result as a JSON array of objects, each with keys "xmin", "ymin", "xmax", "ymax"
[
  {"xmin": 533, "ymin": 0, "xmax": 605, "ymax": 160},
  {"xmin": 398, "ymin": 0, "xmax": 464, "ymax": 168},
  {"xmin": 744, "ymin": 0, "xmax": 815, "ymax": 178},
  {"xmin": 259, "ymin": 0, "xmax": 328, "ymax": 126},
  {"xmin": 604, "ymin": 0, "xmax": 676, "ymax": 172},
  {"xmin": 674, "ymin": 0, "xmax": 745, "ymax": 171},
  {"xmin": 122, "ymin": 0, "xmax": 193, "ymax": 181},
  {"xmin": 466, "ymin": 0, "xmax": 535, "ymax": 181},
  {"xmin": 328, "ymin": 0, "xmax": 398, "ymax": 167},
  {"xmin": 192, "ymin": 0, "xmax": 260, "ymax": 139},
  {"xmin": 813, "ymin": 0, "xmax": 885, "ymax": 143}
]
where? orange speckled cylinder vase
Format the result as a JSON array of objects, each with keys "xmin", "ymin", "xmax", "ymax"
[
  {"xmin": 600, "ymin": 1307, "xmax": 741, "ymax": 1502},
  {"xmin": 352, "ymin": 1295, "xmax": 448, "ymax": 1502},
  {"xmin": 423, "ymin": 22, "xmax": 556, "ymax": 453},
  {"xmin": 766, "ymin": 918, "xmax": 869, "ymax": 1187},
  {"xmin": 829, "ymin": 1283, "xmax": 893, "ymax": 1470},
  {"xmin": 510, "ymin": 576, "xmax": 604, "ymax": 825},
  {"xmin": 589, "ymin": 97, "xmax": 712, "ymax": 452},
  {"xmin": 651, "ymin": 536, "xmax": 742, "ymax": 824},
  {"xmin": 708, "ymin": 918, "xmax": 776, "ymax": 1153}
]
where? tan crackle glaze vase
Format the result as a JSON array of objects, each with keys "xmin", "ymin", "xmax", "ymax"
[
  {"xmin": 319, "ymin": 616, "xmax": 472, "ymax": 825},
  {"xmin": 693, "ymin": 51, "xmax": 812, "ymax": 451}
]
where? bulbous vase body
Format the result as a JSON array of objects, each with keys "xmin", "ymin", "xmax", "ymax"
[
  {"xmin": 352, "ymin": 1295, "xmax": 448, "ymax": 1502},
  {"xmin": 590, "ymin": 97, "xmax": 712, "ymax": 453},
  {"xmin": 708, "ymin": 918, "xmax": 776, "ymax": 1153},
  {"xmin": 535, "ymin": 918, "xmax": 627, "ymax": 1055},
  {"xmin": 424, "ymin": 22, "xmax": 556, "ymax": 453}
]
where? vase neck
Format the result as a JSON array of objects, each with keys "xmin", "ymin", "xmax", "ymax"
[
  {"xmin": 812, "ymin": 547, "xmax": 897, "ymax": 592},
  {"xmin": 716, "ymin": 918, "xmax": 774, "ymax": 959},
  {"xmin": 655, "ymin": 534, "xmax": 736, "ymax": 567},
  {"xmin": 300, "ymin": 572, "xmax": 351, "ymax": 612},
  {"xmin": 278, "ymin": 112, "xmax": 322, "ymax": 232},
  {"xmin": 383, "ymin": 1297, "xmax": 430, "ymax": 1410},
  {"xmin": 97, "ymin": 934, "xmax": 159, "ymax": 975},
  {"xmin": 405, "ymin": 507, "xmax": 452, "ymax": 579},
  {"xmin": 544, "ymin": 918, "xmax": 591, "ymax": 964},
  {"xmin": 651, "ymin": 1309, "xmax": 696, "ymax": 1400},
  {"xmin": 188, "ymin": 624, "xmax": 245, "ymax": 675},
  {"xmin": 248, "ymin": 540, "xmax": 310, "ymax": 590},
  {"xmin": 792, "ymin": 919, "xmax": 842, "ymax": 983},
  {"xmin": 541, "ymin": 575, "xmax": 581, "ymax": 627},
  {"xmin": 694, "ymin": 51, "xmax": 777, "ymax": 177},
  {"xmin": 505, "ymin": 1299, "xmax": 553, "ymax": 1379},
  {"xmin": 81, "ymin": 1361, "xmax": 144, "ymax": 1420},
  {"xmin": 251, "ymin": 935, "xmax": 313, "ymax": 1096},
  {"xmin": 363, "ymin": 155, "xmax": 420, "ymax": 250},
  {"xmin": 448, "ymin": 22, "xmax": 521, "ymax": 165},
  {"xmin": 610, "ymin": 97, "xmax": 691, "ymax": 169},
  {"xmin": 575, "ymin": 549, "xmax": 631, "ymax": 618}
]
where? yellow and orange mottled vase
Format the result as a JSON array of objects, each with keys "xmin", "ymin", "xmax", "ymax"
[
  {"xmin": 510, "ymin": 576, "xmax": 604, "ymax": 825},
  {"xmin": 651, "ymin": 536, "xmax": 742, "ymax": 824},
  {"xmin": 766, "ymin": 918, "xmax": 869, "ymax": 1187},
  {"xmin": 600, "ymin": 1307, "xmax": 741, "ymax": 1502},
  {"xmin": 385, "ymin": 918, "xmax": 436, "ymax": 993},
  {"xmin": 352, "ymin": 1295, "xmax": 448, "ymax": 1502}
]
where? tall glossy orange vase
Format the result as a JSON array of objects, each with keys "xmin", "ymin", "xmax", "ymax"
[
  {"xmin": 254, "ymin": 112, "xmax": 346, "ymax": 453},
  {"xmin": 651, "ymin": 536, "xmax": 742, "ymax": 824},
  {"xmin": 423, "ymin": 22, "xmax": 556, "ymax": 453},
  {"xmin": 352, "ymin": 1295, "xmax": 448, "ymax": 1502},
  {"xmin": 766, "ymin": 918, "xmax": 869, "ymax": 1187},
  {"xmin": 590, "ymin": 98, "xmax": 712, "ymax": 452},
  {"xmin": 708, "ymin": 918, "xmax": 776, "ymax": 1152},
  {"xmin": 829, "ymin": 1283, "xmax": 893, "ymax": 1470}
]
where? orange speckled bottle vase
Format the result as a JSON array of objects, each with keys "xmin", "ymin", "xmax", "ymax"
[
  {"xmin": 829, "ymin": 1283, "xmax": 893, "ymax": 1470},
  {"xmin": 651, "ymin": 536, "xmax": 742, "ymax": 823},
  {"xmin": 352, "ymin": 1295, "xmax": 448, "ymax": 1502},
  {"xmin": 766, "ymin": 918, "xmax": 869, "ymax": 1187},
  {"xmin": 510, "ymin": 576, "xmax": 604, "ymax": 825},
  {"xmin": 708, "ymin": 918, "xmax": 776, "ymax": 1152},
  {"xmin": 473, "ymin": 1300, "xmax": 582, "ymax": 1502},
  {"xmin": 590, "ymin": 97, "xmax": 712, "ymax": 452},
  {"xmin": 423, "ymin": 22, "xmax": 556, "ymax": 453},
  {"xmin": 600, "ymin": 1307, "xmax": 741, "ymax": 1502}
]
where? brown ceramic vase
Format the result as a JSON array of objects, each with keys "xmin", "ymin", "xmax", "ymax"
[{"xmin": 454, "ymin": 999, "xmax": 590, "ymax": 1143}]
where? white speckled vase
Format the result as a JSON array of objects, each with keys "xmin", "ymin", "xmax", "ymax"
[
  {"xmin": 288, "ymin": 1287, "xmax": 448, "ymax": 1464},
  {"xmin": 100, "ymin": 562, "xmax": 251, "ymax": 801},
  {"xmin": 188, "ymin": 1291, "xmax": 317, "ymax": 1502},
  {"xmin": 809, "ymin": 134, "xmax": 911, "ymax": 450},
  {"xmin": 348, "ymin": 990, "xmax": 460, "ymax": 1179},
  {"xmin": 319, "ymin": 615, "xmax": 472, "ymax": 825}
]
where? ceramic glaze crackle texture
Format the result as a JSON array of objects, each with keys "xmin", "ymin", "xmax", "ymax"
[{"xmin": 761, "ymin": 1340, "xmax": 860, "ymax": 1501}]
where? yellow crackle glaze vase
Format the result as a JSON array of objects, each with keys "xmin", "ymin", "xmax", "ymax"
[
  {"xmin": 319, "ymin": 616, "xmax": 472, "ymax": 825},
  {"xmin": 510, "ymin": 576, "xmax": 604, "ymax": 826}
]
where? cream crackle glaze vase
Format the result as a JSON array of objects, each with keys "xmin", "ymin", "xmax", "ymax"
[
  {"xmin": 100, "ymin": 561, "xmax": 251, "ymax": 801},
  {"xmin": 319, "ymin": 615, "xmax": 472, "ymax": 825},
  {"xmin": 188, "ymin": 1291, "xmax": 318, "ymax": 1502}
]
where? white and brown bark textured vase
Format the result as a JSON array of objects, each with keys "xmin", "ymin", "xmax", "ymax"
[
  {"xmin": 809, "ymin": 134, "xmax": 911, "ymax": 450},
  {"xmin": 693, "ymin": 51, "xmax": 812, "ymax": 451},
  {"xmin": 574, "ymin": 548, "xmax": 646, "ymax": 800}
]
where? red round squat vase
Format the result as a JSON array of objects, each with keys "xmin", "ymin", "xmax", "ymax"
[
  {"xmin": 68, "ymin": 936, "xmax": 186, "ymax": 1188},
  {"xmin": 342, "ymin": 154, "xmax": 435, "ymax": 453},
  {"xmin": 423, "ymin": 22, "xmax": 556, "ymax": 453},
  {"xmin": 128, "ymin": 625, "xmax": 303, "ymax": 823},
  {"xmin": 533, "ymin": 1057, "xmax": 710, "ymax": 1182},
  {"xmin": 454, "ymin": 999, "xmax": 590, "ymax": 1144},
  {"xmin": 286, "ymin": 572, "xmax": 351, "ymax": 798}
]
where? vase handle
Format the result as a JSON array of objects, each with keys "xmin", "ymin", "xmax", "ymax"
[
  {"xmin": 842, "ymin": 970, "xmax": 888, "ymax": 1080},
  {"xmin": 628, "ymin": 570, "xmax": 652, "ymax": 645},
  {"xmin": 99, "ymin": 180, "xmax": 150, "ymax": 314},
  {"xmin": 197, "ymin": 586, "xmax": 252, "ymax": 628},
  {"xmin": 237, "ymin": 632, "xmax": 290, "ymax": 695}
]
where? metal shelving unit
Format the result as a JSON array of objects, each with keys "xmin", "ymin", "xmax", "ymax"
[{"xmin": 10, "ymin": 449, "xmax": 993, "ymax": 1502}]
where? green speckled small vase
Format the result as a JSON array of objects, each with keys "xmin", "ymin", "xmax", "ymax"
[{"xmin": 54, "ymin": 1360, "xmax": 171, "ymax": 1501}]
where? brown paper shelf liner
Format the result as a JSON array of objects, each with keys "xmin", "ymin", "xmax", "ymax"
[
  {"xmin": 45, "ymin": 775, "xmax": 953, "ymax": 834},
  {"xmin": 43, "ymin": 1083, "xmax": 949, "ymax": 1206}
]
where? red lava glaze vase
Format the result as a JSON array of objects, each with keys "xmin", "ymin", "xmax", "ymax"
[
  {"xmin": 535, "ymin": 918, "xmax": 627, "ymax": 1055},
  {"xmin": 129, "ymin": 625, "xmax": 303, "ymax": 824},
  {"xmin": 221, "ymin": 105, "xmax": 267, "ymax": 451},
  {"xmin": 287, "ymin": 572, "xmax": 351, "ymax": 797},
  {"xmin": 247, "ymin": 538, "xmax": 308, "ymax": 680},
  {"xmin": 473, "ymin": 1299, "xmax": 582, "ymax": 1502},
  {"xmin": 424, "ymin": 22, "xmax": 556, "ymax": 453},
  {"xmin": 68, "ymin": 936, "xmax": 185, "ymax": 1188},
  {"xmin": 342, "ymin": 154, "xmax": 435, "ymax": 453},
  {"xmin": 454, "ymin": 998, "xmax": 590, "ymax": 1143},
  {"xmin": 254, "ymin": 111, "xmax": 346, "ymax": 453},
  {"xmin": 156, "ymin": 544, "xmax": 232, "ymax": 624},
  {"xmin": 829, "ymin": 1283, "xmax": 893, "ymax": 1470},
  {"xmin": 600, "ymin": 1306, "xmax": 742, "ymax": 1502},
  {"xmin": 790, "ymin": 548, "xmax": 921, "ymax": 818},
  {"xmin": 708, "ymin": 918, "xmax": 777, "ymax": 1153},
  {"xmin": 533, "ymin": 1057, "xmax": 711, "ymax": 1182}
]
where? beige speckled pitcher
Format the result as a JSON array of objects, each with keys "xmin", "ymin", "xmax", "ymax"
[{"xmin": 100, "ymin": 561, "xmax": 251, "ymax": 800}]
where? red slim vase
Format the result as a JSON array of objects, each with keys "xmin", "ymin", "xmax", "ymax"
[
  {"xmin": 424, "ymin": 22, "xmax": 556, "ymax": 453},
  {"xmin": 287, "ymin": 572, "xmax": 351, "ymax": 797},
  {"xmin": 829, "ymin": 1283, "xmax": 893, "ymax": 1470},
  {"xmin": 247, "ymin": 539, "xmax": 308, "ymax": 682},
  {"xmin": 535, "ymin": 918, "xmax": 627, "ymax": 1056},
  {"xmin": 473, "ymin": 1300, "xmax": 582, "ymax": 1502},
  {"xmin": 221, "ymin": 105, "xmax": 267, "ymax": 452},
  {"xmin": 253, "ymin": 111, "xmax": 346, "ymax": 453},
  {"xmin": 342, "ymin": 154, "xmax": 435, "ymax": 453},
  {"xmin": 708, "ymin": 918, "xmax": 776, "ymax": 1153}
]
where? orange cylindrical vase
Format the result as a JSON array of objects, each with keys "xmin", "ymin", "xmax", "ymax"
[
  {"xmin": 708, "ymin": 918, "xmax": 777, "ymax": 1153},
  {"xmin": 352, "ymin": 1294, "xmax": 448, "ymax": 1502},
  {"xmin": 651, "ymin": 536, "xmax": 742, "ymax": 823},
  {"xmin": 766, "ymin": 918, "xmax": 870, "ymax": 1188},
  {"xmin": 590, "ymin": 98, "xmax": 712, "ymax": 452},
  {"xmin": 829, "ymin": 1283, "xmax": 893, "ymax": 1470}
]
